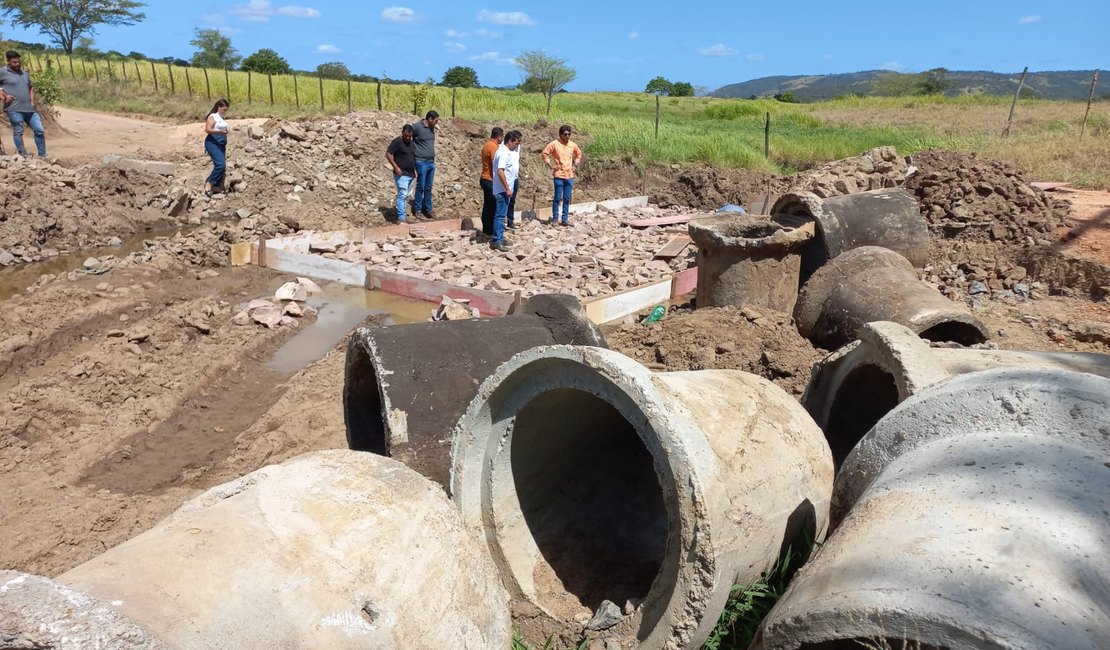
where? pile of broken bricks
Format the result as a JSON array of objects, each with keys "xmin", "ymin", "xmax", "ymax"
[{"xmin": 232, "ymin": 277, "xmax": 322, "ymax": 328}]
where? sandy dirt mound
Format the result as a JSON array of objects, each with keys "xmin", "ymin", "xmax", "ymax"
[{"xmin": 606, "ymin": 305, "xmax": 822, "ymax": 397}]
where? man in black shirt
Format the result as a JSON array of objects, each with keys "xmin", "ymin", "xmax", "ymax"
[{"xmin": 386, "ymin": 124, "xmax": 422, "ymax": 223}]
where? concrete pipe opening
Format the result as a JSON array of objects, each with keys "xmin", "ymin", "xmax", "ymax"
[
  {"xmin": 823, "ymin": 364, "xmax": 898, "ymax": 467},
  {"xmin": 797, "ymin": 641, "xmax": 948, "ymax": 650},
  {"xmin": 343, "ymin": 340, "xmax": 386, "ymax": 454},
  {"xmin": 511, "ymin": 388, "xmax": 668, "ymax": 612},
  {"xmin": 453, "ymin": 346, "xmax": 835, "ymax": 649},
  {"xmin": 918, "ymin": 321, "xmax": 988, "ymax": 346}
]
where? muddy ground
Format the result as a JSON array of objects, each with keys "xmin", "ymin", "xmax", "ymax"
[{"xmin": 0, "ymin": 107, "xmax": 1108, "ymax": 583}]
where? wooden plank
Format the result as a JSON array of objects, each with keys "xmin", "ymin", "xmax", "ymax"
[
  {"xmin": 229, "ymin": 242, "xmax": 256, "ymax": 266},
  {"xmin": 653, "ymin": 235, "xmax": 691, "ymax": 260},
  {"xmin": 1030, "ymin": 182, "xmax": 1070, "ymax": 191},
  {"xmin": 599, "ymin": 196, "xmax": 649, "ymax": 211},
  {"xmin": 263, "ymin": 248, "xmax": 368, "ymax": 286},
  {"xmin": 367, "ymin": 269, "xmax": 515, "ymax": 316},
  {"xmin": 621, "ymin": 213, "xmax": 698, "ymax": 228},
  {"xmin": 670, "ymin": 267, "xmax": 698, "ymax": 299},
  {"xmin": 584, "ymin": 278, "xmax": 673, "ymax": 324}
]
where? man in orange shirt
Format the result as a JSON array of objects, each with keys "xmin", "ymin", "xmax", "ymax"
[
  {"xmin": 541, "ymin": 124, "xmax": 583, "ymax": 226},
  {"xmin": 479, "ymin": 127, "xmax": 504, "ymax": 236}
]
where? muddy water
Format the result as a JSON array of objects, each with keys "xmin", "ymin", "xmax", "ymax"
[{"xmin": 0, "ymin": 226, "xmax": 198, "ymax": 301}]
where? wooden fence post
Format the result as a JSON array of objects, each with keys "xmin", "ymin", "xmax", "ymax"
[
  {"xmin": 654, "ymin": 94, "xmax": 660, "ymax": 139},
  {"xmin": 1002, "ymin": 66, "xmax": 1028, "ymax": 138},
  {"xmin": 764, "ymin": 112, "xmax": 771, "ymax": 158},
  {"xmin": 294, "ymin": 74, "xmax": 300, "ymax": 108},
  {"xmin": 93, "ymin": 59, "xmax": 99, "ymax": 82},
  {"xmin": 451, "ymin": 87, "xmax": 456, "ymax": 117},
  {"xmin": 67, "ymin": 55, "xmax": 74, "ymax": 77},
  {"xmin": 318, "ymin": 72, "xmax": 325, "ymax": 111},
  {"xmin": 268, "ymin": 74, "xmax": 274, "ymax": 104},
  {"xmin": 348, "ymin": 77, "xmax": 353, "ymax": 112},
  {"xmin": 106, "ymin": 58, "xmax": 113, "ymax": 80},
  {"xmin": 168, "ymin": 62, "xmax": 175, "ymax": 94},
  {"xmin": 376, "ymin": 79, "xmax": 382, "ymax": 110},
  {"xmin": 203, "ymin": 67, "xmax": 211, "ymax": 99},
  {"xmin": 81, "ymin": 59, "xmax": 87, "ymax": 79},
  {"xmin": 224, "ymin": 68, "xmax": 231, "ymax": 102},
  {"xmin": 1080, "ymin": 70, "xmax": 1100, "ymax": 141},
  {"xmin": 185, "ymin": 67, "xmax": 192, "ymax": 97},
  {"xmin": 150, "ymin": 60, "xmax": 158, "ymax": 91},
  {"xmin": 135, "ymin": 62, "xmax": 142, "ymax": 87},
  {"xmin": 121, "ymin": 58, "xmax": 127, "ymax": 80},
  {"xmin": 247, "ymin": 70, "xmax": 252, "ymax": 105}
]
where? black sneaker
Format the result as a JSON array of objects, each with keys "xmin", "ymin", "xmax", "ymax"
[
  {"xmin": 489, "ymin": 241, "xmax": 510, "ymax": 252},
  {"xmin": 507, "ymin": 223, "xmax": 518, "ymax": 230}
]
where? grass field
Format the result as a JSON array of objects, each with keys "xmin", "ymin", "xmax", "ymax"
[{"xmin": 33, "ymin": 52, "xmax": 1110, "ymax": 188}]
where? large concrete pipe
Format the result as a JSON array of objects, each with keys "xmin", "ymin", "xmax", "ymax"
[
  {"xmin": 794, "ymin": 245, "xmax": 988, "ymax": 349},
  {"xmin": 343, "ymin": 293, "xmax": 606, "ymax": 488},
  {"xmin": 11, "ymin": 451, "xmax": 510, "ymax": 649},
  {"xmin": 803, "ymin": 320, "xmax": 1110, "ymax": 466},
  {"xmin": 451, "ymin": 345, "xmax": 834, "ymax": 649},
  {"xmin": 756, "ymin": 368, "xmax": 1110, "ymax": 650},
  {"xmin": 688, "ymin": 214, "xmax": 813, "ymax": 312},
  {"xmin": 771, "ymin": 188, "xmax": 929, "ymax": 281}
]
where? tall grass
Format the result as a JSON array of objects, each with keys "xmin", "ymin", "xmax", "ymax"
[{"xmin": 29, "ymin": 51, "xmax": 1110, "ymax": 188}]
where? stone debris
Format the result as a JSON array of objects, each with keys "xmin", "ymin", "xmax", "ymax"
[
  {"xmin": 788, "ymin": 146, "xmax": 910, "ymax": 198},
  {"xmin": 274, "ymin": 281, "xmax": 308, "ymax": 302},
  {"xmin": 432, "ymin": 296, "xmax": 479, "ymax": 321},
  {"xmin": 585, "ymin": 600, "xmax": 624, "ymax": 631}
]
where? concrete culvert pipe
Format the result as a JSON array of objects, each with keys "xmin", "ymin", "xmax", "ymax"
[
  {"xmin": 803, "ymin": 320, "xmax": 1110, "ymax": 467},
  {"xmin": 688, "ymin": 214, "xmax": 814, "ymax": 313},
  {"xmin": 343, "ymin": 293, "xmax": 606, "ymax": 489},
  {"xmin": 771, "ymin": 188, "xmax": 929, "ymax": 282},
  {"xmin": 451, "ymin": 345, "xmax": 835, "ymax": 649},
  {"xmin": 794, "ymin": 245, "xmax": 988, "ymax": 350},
  {"xmin": 756, "ymin": 368, "xmax": 1110, "ymax": 650},
  {"xmin": 48, "ymin": 450, "xmax": 511, "ymax": 649}
]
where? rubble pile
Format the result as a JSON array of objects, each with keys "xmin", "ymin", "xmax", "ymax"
[
  {"xmin": 788, "ymin": 146, "xmax": 910, "ymax": 198},
  {"xmin": 320, "ymin": 205, "xmax": 695, "ymax": 299},
  {"xmin": 905, "ymin": 149, "xmax": 1070, "ymax": 244}
]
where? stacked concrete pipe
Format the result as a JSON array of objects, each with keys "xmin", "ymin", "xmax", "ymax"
[
  {"xmin": 803, "ymin": 320, "xmax": 1110, "ymax": 466},
  {"xmin": 688, "ymin": 214, "xmax": 813, "ymax": 313},
  {"xmin": 756, "ymin": 368, "xmax": 1110, "ymax": 650},
  {"xmin": 770, "ymin": 188, "xmax": 929, "ymax": 281},
  {"xmin": 451, "ymin": 345, "xmax": 835, "ymax": 649},
  {"xmin": 1, "ymin": 451, "xmax": 511, "ymax": 649},
  {"xmin": 794, "ymin": 246, "xmax": 989, "ymax": 350},
  {"xmin": 343, "ymin": 293, "xmax": 606, "ymax": 488}
]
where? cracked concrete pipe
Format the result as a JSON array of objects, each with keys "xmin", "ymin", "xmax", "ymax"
[
  {"xmin": 688, "ymin": 214, "xmax": 814, "ymax": 313},
  {"xmin": 37, "ymin": 450, "xmax": 512, "ymax": 649},
  {"xmin": 771, "ymin": 188, "xmax": 929, "ymax": 281},
  {"xmin": 343, "ymin": 293, "xmax": 606, "ymax": 488},
  {"xmin": 803, "ymin": 320, "xmax": 1110, "ymax": 466},
  {"xmin": 756, "ymin": 368, "xmax": 1110, "ymax": 650},
  {"xmin": 451, "ymin": 345, "xmax": 834, "ymax": 649},
  {"xmin": 794, "ymin": 245, "xmax": 989, "ymax": 349}
]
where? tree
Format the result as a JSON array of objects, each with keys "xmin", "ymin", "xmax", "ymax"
[
  {"xmin": 316, "ymin": 61, "xmax": 349, "ymax": 79},
  {"xmin": 773, "ymin": 91, "xmax": 797, "ymax": 103},
  {"xmin": 126, "ymin": 49, "xmax": 144, "ymax": 59},
  {"xmin": 0, "ymin": 0, "xmax": 144, "ymax": 53},
  {"xmin": 671, "ymin": 81, "xmax": 695, "ymax": 97},
  {"xmin": 441, "ymin": 65, "xmax": 478, "ymax": 88},
  {"xmin": 515, "ymin": 50, "xmax": 576, "ymax": 115},
  {"xmin": 916, "ymin": 67, "xmax": 951, "ymax": 95},
  {"xmin": 190, "ymin": 27, "xmax": 239, "ymax": 69},
  {"xmin": 73, "ymin": 35, "xmax": 96, "ymax": 57},
  {"xmin": 241, "ymin": 48, "xmax": 290, "ymax": 75},
  {"xmin": 645, "ymin": 76, "xmax": 674, "ymax": 96}
]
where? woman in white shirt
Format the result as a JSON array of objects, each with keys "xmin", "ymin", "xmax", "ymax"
[{"xmin": 203, "ymin": 98, "xmax": 230, "ymax": 197}]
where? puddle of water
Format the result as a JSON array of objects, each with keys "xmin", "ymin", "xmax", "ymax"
[
  {"xmin": 265, "ymin": 283, "xmax": 434, "ymax": 375},
  {"xmin": 0, "ymin": 226, "xmax": 200, "ymax": 301}
]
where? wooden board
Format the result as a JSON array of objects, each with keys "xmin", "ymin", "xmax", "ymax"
[
  {"xmin": 653, "ymin": 235, "xmax": 691, "ymax": 260},
  {"xmin": 229, "ymin": 242, "xmax": 256, "ymax": 266},
  {"xmin": 584, "ymin": 278, "xmax": 673, "ymax": 324},
  {"xmin": 1030, "ymin": 182, "xmax": 1070, "ymax": 191},
  {"xmin": 599, "ymin": 196, "xmax": 649, "ymax": 211},
  {"xmin": 367, "ymin": 269, "xmax": 515, "ymax": 316},
  {"xmin": 262, "ymin": 248, "xmax": 369, "ymax": 286},
  {"xmin": 621, "ymin": 213, "xmax": 697, "ymax": 228},
  {"xmin": 670, "ymin": 267, "xmax": 698, "ymax": 299}
]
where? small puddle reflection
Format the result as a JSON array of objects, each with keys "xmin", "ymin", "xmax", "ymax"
[{"xmin": 266, "ymin": 283, "xmax": 434, "ymax": 375}]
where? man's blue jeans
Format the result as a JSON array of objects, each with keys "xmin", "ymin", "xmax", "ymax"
[
  {"xmin": 7, "ymin": 110, "xmax": 46, "ymax": 157},
  {"xmin": 493, "ymin": 192, "xmax": 510, "ymax": 244},
  {"xmin": 414, "ymin": 159, "xmax": 436, "ymax": 214},
  {"xmin": 553, "ymin": 178, "xmax": 574, "ymax": 222},
  {"xmin": 394, "ymin": 173, "xmax": 414, "ymax": 222}
]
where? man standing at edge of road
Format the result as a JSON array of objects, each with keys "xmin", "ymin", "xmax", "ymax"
[
  {"xmin": 480, "ymin": 126, "xmax": 504, "ymax": 237},
  {"xmin": 411, "ymin": 110, "xmax": 439, "ymax": 220},
  {"xmin": 0, "ymin": 51, "xmax": 47, "ymax": 159},
  {"xmin": 541, "ymin": 124, "xmax": 582, "ymax": 226},
  {"xmin": 386, "ymin": 124, "xmax": 418, "ymax": 223},
  {"xmin": 490, "ymin": 130, "xmax": 522, "ymax": 252}
]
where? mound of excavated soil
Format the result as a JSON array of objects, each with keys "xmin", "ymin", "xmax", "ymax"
[
  {"xmin": 905, "ymin": 149, "xmax": 1070, "ymax": 244},
  {"xmin": 606, "ymin": 305, "xmax": 822, "ymax": 397}
]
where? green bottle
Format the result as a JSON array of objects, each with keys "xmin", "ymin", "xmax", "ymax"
[{"xmin": 641, "ymin": 305, "xmax": 666, "ymax": 324}]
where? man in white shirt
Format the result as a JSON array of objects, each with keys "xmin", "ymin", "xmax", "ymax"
[{"xmin": 490, "ymin": 130, "xmax": 522, "ymax": 252}]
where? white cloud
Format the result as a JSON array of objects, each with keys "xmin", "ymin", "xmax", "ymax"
[
  {"xmin": 824, "ymin": 53, "xmax": 833, "ymax": 60},
  {"xmin": 745, "ymin": 53, "xmax": 765, "ymax": 62},
  {"xmin": 228, "ymin": 0, "xmax": 319, "ymax": 22},
  {"xmin": 444, "ymin": 42, "xmax": 467, "ymax": 52},
  {"xmin": 382, "ymin": 6, "xmax": 416, "ymax": 23},
  {"xmin": 316, "ymin": 44, "xmax": 339, "ymax": 53},
  {"xmin": 477, "ymin": 10, "xmax": 536, "ymax": 26},
  {"xmin": 1018, "ymin": 15, "xmax": 1042, "ymax": 24},
  {"xmin": 697, "ymin": 44, "xmax": 736, "ymax": 57},
  {"xmin": 880, "ymin": 61, "xmax": 907, "ymax": 71},
  {"xmin": 628, "ymin": 31, "xmax": 639, "ymax": 40},
  {"xmin": 474, "ymin": 28, "xmax": 501, "ymax": 38},
  {"xmin": 468, "ymin": 51, "xmax": 516, "ymax": 64},
  {"xmin": 445, "ymin": 28, "xmax": 468, "ymax": 38},
  {"xmin": 218, "ymin": 26, "xmax": 243, "ymax": 35},
  {"xmin": 201, "ymin": 13, "xmax": 224, "ymax": 24}
]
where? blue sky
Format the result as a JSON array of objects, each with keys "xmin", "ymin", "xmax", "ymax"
[{"xmin": 3, "ymin": 1, "xmax": 1107, "ymax": 91}]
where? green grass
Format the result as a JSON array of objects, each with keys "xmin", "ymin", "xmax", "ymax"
[{"xmin": 27, "ymin": 51, "xmax": 1110, "ymax": 188}]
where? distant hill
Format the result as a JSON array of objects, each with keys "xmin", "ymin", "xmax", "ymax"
[{"xmin": 711, "ymin": 70, "xmax": 1105, "ymax": 101}]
